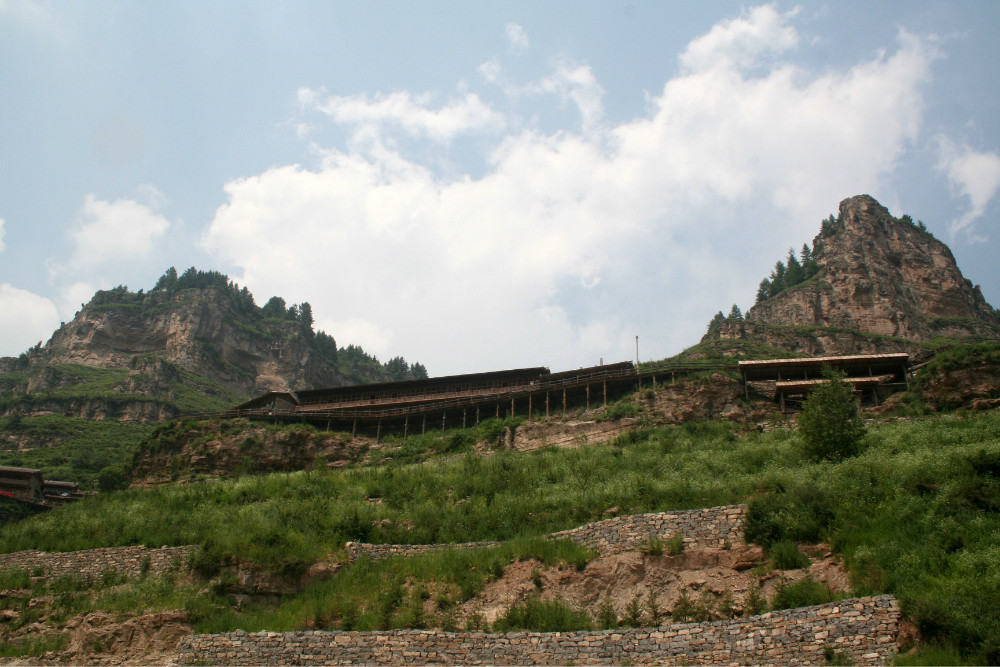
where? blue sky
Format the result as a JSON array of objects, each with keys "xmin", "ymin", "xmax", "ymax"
[{"xmin": 1, "ymin": 1, "xmax": 998, "ymax": 376}]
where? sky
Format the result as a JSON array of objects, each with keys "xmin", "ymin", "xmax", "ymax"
[{"xmin": 1, "ymin": 1, "xmax": 999, "ymax": 377}]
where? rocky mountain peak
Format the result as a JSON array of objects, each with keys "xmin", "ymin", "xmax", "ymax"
[{"xmin": 705, "ymin": 194, "xmax": 1000, "ymax": 355}]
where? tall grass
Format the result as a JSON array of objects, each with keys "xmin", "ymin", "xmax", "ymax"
[{"xmin": 2, "ymin": 411, "xmax": 1000, "ymax": 661}]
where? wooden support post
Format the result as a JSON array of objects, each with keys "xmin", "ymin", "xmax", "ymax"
[
  {"xmin": 603, "ymin": 381, "xmax": 607, "ymax": 407},
  {"xmin": 476, "ymin": 406, "xmax": 480, "ymax": 425},
  {"xmin": 780, "ymin": 391, "xmax": 786, "ymax": 413},
  {"xmin": 510, "ymin": 397, "xmax": 515, "ymax": 419},
  {"xmin": 496, "ymin": 402, "xmax": 500, "ymax": 419},
  {"xmin": 546, "ymin": 392, "xmax": 550, "ymax": 417},
  {"xmin": 422, "ymin": 414, "xmax": 426, "ymax": 435},
  {"xmin": 528, "ymin": 393, "xmax": 532, "ymax": 421},
  {"xmin": 586, "ymin": 385, "xmax": 590, "ymax": 411},
  {"xmin": 463, "ymin": 408, "xmax": 467, "ymax": 429},
  {"xmin": 352, "ymin": 418, "xmax": 356, "ymax": 438},
  {"xmin": 404, "ymin": 416, "xmax": 409, "ymax": 441},
  {"xmin": 442, "ymin": 412, "xmax": 446, "ymax": 432},
  {"xmin": 325, "ymin": 419, "xmax": 330, "ymax": 432},
  {"xmin": 562, "ymin": 389, "xmax": 567, "ymax": 415},
  {"xmin": 376, "ymin": 420, "xmax": 381, "ymax": 443}
]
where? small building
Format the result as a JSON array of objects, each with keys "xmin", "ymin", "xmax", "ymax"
[
  {"xmin": 737, "ymin": 353, "xmax": 910, "ymax": 411},
  {"xmin": 0, "ymin": 466, "xmax": 44, "ymax": 503},
  {"xmin": 43, "ymin": 480, "xmax": 85, "ymax": 504}
]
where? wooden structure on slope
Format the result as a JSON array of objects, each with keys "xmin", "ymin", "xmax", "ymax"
[
  {"xmin": 738, "ymin": 353, "xmax": 910, "ymax": 411},
  {"xmin": 0, "ymin": 466, "xmax": 43, "ymax": 502},
  {"xmin": 0, "ymin": 467, "xmax": 86, "ymax": 505},
  {"xmin": 229, "ymin": 362, "xmax": 642, "ymax": 436}
]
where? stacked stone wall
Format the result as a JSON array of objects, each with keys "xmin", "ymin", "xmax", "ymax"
[
  {"xmin": 346, "ymin": 504, "xmax": 746, "ymax": 562},
  {"xmin": 0, "ymin": 545, "xmax": 196, "ymax": 581},
  {"xmin": 179, "ymin": 594, "xmax": 899, "ymax": 666}
]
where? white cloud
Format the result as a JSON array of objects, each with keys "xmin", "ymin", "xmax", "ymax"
[
  {"xmin": 0, "ymin": 0, "xmax": 64, "ymax": 38},
  {"xmin": 301, "ymin": 89, "xmax": 505, "ymax": 144},
  {"xmin": 0, "ymin": 284, "xmax": 60, "ymax": 357},
  {"xmin": 202, "ymin": 7, "xmax": 942, "ymax": 376},
  {"xmin": 680, "ymin": 4, "xmax": 800, "ymax": 73},
  {"xmin": 67, "ymin": 192, "xmax": 170, "ymax": 271},
  {"xmin": 936, "ymin": 136, "xmax": 1000, "ymax": 239},
  {"xmin": 505, "ymin": 23, "xmax": 529, "ymax": 54}
]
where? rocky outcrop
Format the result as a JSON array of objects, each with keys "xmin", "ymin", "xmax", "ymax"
[
  {"xmin": 128, "ymin": 418, "xmax": 376, "ymax": 486},
  {"xmin": 0, "ymin": 278, "xmax": 423, "ymax": 424},
  {"xmin": 706, "ymin": 195, "xmax": 1000, "ymax": 355},
  {"xmin": 38, "ymin": 287, "xmax": 340, "ymax": 396}
]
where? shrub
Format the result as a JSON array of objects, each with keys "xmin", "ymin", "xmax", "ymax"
[
  {"xmin": 596, "ymin": 597, "xmax": 617, "ymax": 629},
  {"xmin": 639, "ymin": 536, "xmax": 663, "ymax": 556},
  {"xmin": 769, "ymin": 540, "xmax": 809, "ymax": 570},
  {"xmin": 797, "ymin": 368, "xmax": 865, "ymax": 461},
  {"xmin": 770, "ymin": 575, "xmax": 840, "ymax": 610},
  {"xmin": 493, "ymin": 596, "xmax": 592, "ymax": 632},
  {"xmin": 97, "ymin": 464, "xmax": 129, "ymax": 492}
]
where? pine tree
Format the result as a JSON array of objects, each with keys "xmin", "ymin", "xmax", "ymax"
[
  {"xmin": 769, "ymin": 261, "xmax": 786, "ymax": 297},
  {"xmin": 756, "ymin": 278, "xmax": 772, "ymax": 304},
  {"xmin": 798, "ymin": 368, "xmax": 866, "ymax": 461},
  {"xmin": 152, "ymin": 267, "xmax": 179, "ymax": 292},
  {"xmin": 706, "ymin": 311, "xmax": 726, "ymax": 334},
  {"xmin": 785, "ymin": 248, "xmax": 805, "ymax": 287},
  {"xmin": 728, "ymin": 304, "xmax": 742, "ymax": 320},
  {"xmin": 799, "ymin": 243, "xmax": 811, "ymax": 265},
  {"xmin": 297, "ymin": 302, "xmax": 314, "ymax": 337},
  {"xmin": 262, "ymin": 296, "xmax": 287, "ymax": 319}
]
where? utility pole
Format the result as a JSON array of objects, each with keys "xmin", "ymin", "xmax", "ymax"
[{"xmin": 636, "ymin": 335, "xmax": 641, "ymax": 390}]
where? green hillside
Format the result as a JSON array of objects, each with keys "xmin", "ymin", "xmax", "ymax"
[{"xmin": 2, "ymin": 409, "xmax": 999, "ymax": 663}]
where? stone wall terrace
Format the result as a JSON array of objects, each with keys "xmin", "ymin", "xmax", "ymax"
[
  {"xmin": 0, "ymin": 545, "xmax": 196, "ymax": 581},
  {"xmin": 179, "ymin": 594, "xmax": 900, "ymax": 666},
  {"xmin": 346, "ymin": 504, "xmax": 746, "ymax": 562}
]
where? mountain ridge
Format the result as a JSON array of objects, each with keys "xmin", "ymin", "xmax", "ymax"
[
  {"xmin": 703, "ymin": 194, "xmax": 1000, "ymax": 356},
  {"xmin": 0, "ymin": 268, "xmax": 427, "ymax": 423}
]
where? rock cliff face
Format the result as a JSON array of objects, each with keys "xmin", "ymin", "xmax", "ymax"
[
  {"xmin": 0, "ymin": 277, "xmax": 423, "ymax": 422},
  {"xmin": 39, "ymin": 287, "xmax": 339, "ymax": 396},
  {"xmin": 707, "ymin": 195, "xmax": 1000, "ymax": 354}
]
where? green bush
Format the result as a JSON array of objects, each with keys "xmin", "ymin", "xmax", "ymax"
[
  {"xmin": 493, "ymin": 596, "xmax": 592, "ymax": 632},
  {"xmin": 770, "ymin": 576, "xmax": 841, "ymax": 610},
  {"xmin": 769, "ymin": 540, "xmax": 809, "ymax": 570},
  {"xmin": 797, "ymin": 368, "xmax": 866, "ymax": 461}
]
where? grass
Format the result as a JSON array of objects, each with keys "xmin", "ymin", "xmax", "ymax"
[
  {"xmin": 193, "ymin": 538, "xmax": 595, "ymax": 634},
  {"xmin": 1, "ymin": 411, "xmax": 999, "ymax": 661},
  {"xmin": 0, "ymin": 415, "xmax": 155, "ymax": 487}
]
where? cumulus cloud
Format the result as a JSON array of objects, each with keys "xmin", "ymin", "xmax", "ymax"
[
  {"xmin": 300, "ymin": 89, "xmax": 505, "ymax": 144},
  {"xmin": 936, "ymin": 136, "xmax": 1000, "ymax": 239},
  {"xmin": 680, "ymin": 4, "xmax": 800, "ymax": 73},
  {"xmin": 202, "ymin": 7, "xmax": 942, "ymax": 375},
  {"xmin": 0, "ymin": 284, "xmax": 60, "ymax": 357},
  {"xmin": 67, "ymin": 191, "xmax": 170, "ymax": 271},
  {"xmin": 506, "ymin": 23, "xmax": 529, "ymax": 54}
]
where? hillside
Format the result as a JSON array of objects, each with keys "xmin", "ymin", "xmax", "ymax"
[
  {"xmin": 2, "ymin": 197, "xmax": 1000, "ymax": 664},
  {"xmin": 1, "ymin": 268, "xmax": 427, "ymax": 411},
  {"xmin": 0, "ymin": 267, "xmax": 427, "ymax": 485},
  {"xmin": 1, "ymin": 408, "xmax": 998, "ymax": 664},
  {"xmin": 703, "ymin": 195, "xmax": 1000, "ymax": 357}
]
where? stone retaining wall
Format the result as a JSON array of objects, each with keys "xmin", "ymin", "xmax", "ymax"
[
  {"xmin": 0, "ymin": 545, "xmax": 196, "ymax": 581},
  {"xmin": 346, "ymin": 504, "xmax": 746, "ymax": 562},
  {"xmin": 178, "ymin": 594, "xmax": 900, "ymax": 666}
]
